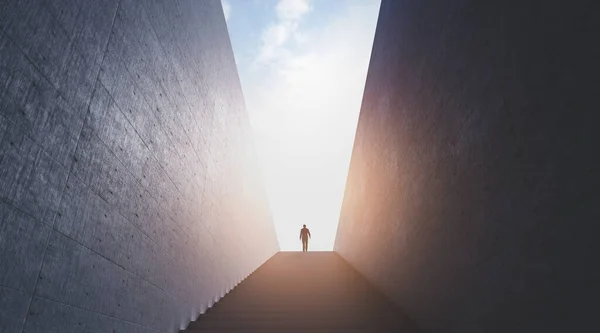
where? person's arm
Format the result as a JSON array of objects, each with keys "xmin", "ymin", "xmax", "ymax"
[
  {"xmin": 299, "ymin": 230, "xmax": 302, "ymax": 240},
  {"xmin": 308, "ymin": 229, "xmax": 311, "ymax": 238}
]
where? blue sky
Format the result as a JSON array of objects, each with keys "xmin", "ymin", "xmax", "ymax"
[{"xmin": 222, "ymin": 0, "xmax": 381, "ymax": 250}]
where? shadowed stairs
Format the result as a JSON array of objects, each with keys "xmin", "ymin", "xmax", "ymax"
[{"xmin": 182, "ymin": 251, "xmax": 418, "ymax": 332}]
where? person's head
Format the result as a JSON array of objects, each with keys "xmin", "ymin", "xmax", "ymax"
[{"xmin": 303, "ymin": 224, "xmax": 306, "ymax": 228}]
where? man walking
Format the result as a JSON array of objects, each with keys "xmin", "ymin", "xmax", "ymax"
[{"xmin": 299, "ymin": 224, "xmax": 311, "ymax": 252}]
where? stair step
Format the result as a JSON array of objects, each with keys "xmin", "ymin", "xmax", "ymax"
[
  {"xmin": 201, "ymin": 313, "xmax": 401, "ymax": 320},
  {"xmin": 188, "ymin": 318, "xmax": 398, "ymax": 329},
  {"xmin": 182, "ymin": 329, "xmax": 406, "ymax": 333},
  {"xmin": 205, "ymin": 307, "xmax": 399, "ymax": 315}
]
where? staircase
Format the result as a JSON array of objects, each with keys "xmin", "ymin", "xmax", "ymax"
[{"xmin": 182, "ymin": 251, "xmax": 418, "ymax": 332}]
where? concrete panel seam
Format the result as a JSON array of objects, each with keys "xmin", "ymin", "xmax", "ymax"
[
  {"xmin": 0, "ymin": 31, "xmax": 65, "ymax": 115},
  {"xmin": 60, "ymin": 157, "xmax": 207, "ymax": 306},
  {"xmin": 27, "ymin": 295, "xmax": 164, "ymax": 333},
  {"xmin": 92, "ymin": 79, "xmax": 213, "ymax": 245},
  {"xmin": 73, "ymin": 123, "xmax": 216, "ymax": 282},
  {"xmin": 17, "ymin": 0, "xmax": 121, "ymax": 318},
  {"xmin": 108, "ymin": 6, "xmax": 207, "ymax": 166},
  {"xmin": 92, "ymin": 79, "xmax": 187, "ymax": 200},
  {"xmin": 17, "ymin": 219, "xmax": 52, "ymax": 333},
  {"xmin": 98, "ymin": 0, "xmax": 123, "ymax": 69},
  {"xmin": 141, "ymin": 3, "xmax": 213, "ymax": 175},
  {"xmin": 0, "ymin": 30, "xmax": 84, "ymax": 171},
  {"xmin": 92, "ymin": 44, "xmax": 221, "ymax": 254},
  {"xmin": 20, "ymin": 0, "xmax": 118, "ymax": 83},
  {"xmin": 36, "ymin": 227, "xmax": 199, "ymax": 318},
  {"xmin": 0, "ymin": 114, "xmax": 72, "ymax": 172},
  {"xmin": 0, "ymin": 283, "xmax": 30, "ymax": 295},
  {"xmin": 95, "ymin": 46, "xmax": 209, "ymax": 207},
  {"xmin": 16, "ymin": 77, "xmax": 107, "ymax": 333},
  {"xmin": 18, "ymin": 3, "xmax": 134, "ymax": 328}
]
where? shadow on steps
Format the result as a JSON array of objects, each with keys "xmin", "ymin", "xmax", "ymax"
[{"xmin": 181, "ymin": 251, "xmax": 421, "ymax": 332}]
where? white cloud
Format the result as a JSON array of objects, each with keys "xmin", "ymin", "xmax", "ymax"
[
  {"xmin": 222, "ymin": 0, "xmax": 231, "ymax": 22},
  {"xmin": 256, "ymin": 0, "xmax": 312, "ymax": 66},
  {"xmin": 276, "ymin": 0, "xmax": 311, "ymax": 20}
]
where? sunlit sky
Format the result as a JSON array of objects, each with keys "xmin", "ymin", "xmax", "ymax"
[{"xmin": 223, "ymin": 0, "xmax": 380, "ymax": 251}]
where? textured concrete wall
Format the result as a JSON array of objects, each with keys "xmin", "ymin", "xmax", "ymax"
[
  {"xmin": 0, "ymin": 1, "xmax": 278, "ymax": 332},
  {"xmin": 335, "ymin": 0, "xmax": 598, "ymax": 332}
]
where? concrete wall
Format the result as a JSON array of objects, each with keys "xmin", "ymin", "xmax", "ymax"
[
  {"xmin": 0, "ymin": 1, "xmax": 278, "ymax": 332},
  {"xmin": 335, "ymin": 0, "xmax": 598, "ymax": 332}
]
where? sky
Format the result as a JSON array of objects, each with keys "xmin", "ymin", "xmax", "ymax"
[{"xmin": 222, "ymin": 0, "xmax": 380, "ymax": 251}]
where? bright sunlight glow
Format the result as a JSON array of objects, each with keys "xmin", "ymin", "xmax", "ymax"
[{"xmin": 225, "ymin": 0, "xmax": 380, "ymax": 251}]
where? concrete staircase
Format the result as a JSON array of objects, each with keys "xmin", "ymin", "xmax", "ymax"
[{"xmin": 182, "ymin": 251, "xmax": 418, "ymax": 332}]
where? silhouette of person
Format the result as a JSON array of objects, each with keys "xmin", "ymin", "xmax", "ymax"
[{"xmin": 300, "ymin": 224, "xmax": 311, "ymax": 252}]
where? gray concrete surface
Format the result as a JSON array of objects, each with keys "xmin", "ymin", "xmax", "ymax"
[
  {"xmin": 0, "ymin": 1, "xmax": 278, "ymax": 332},
  {"xmin": 335, "ymin": 0, "xmax": 599, "ymax": 332}
]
